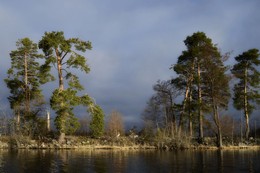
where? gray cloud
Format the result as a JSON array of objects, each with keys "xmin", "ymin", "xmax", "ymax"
[{"xmin": 0, "ymin": 0, "xmax": 260, "ymax": 127}]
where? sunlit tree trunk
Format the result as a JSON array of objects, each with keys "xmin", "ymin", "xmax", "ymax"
[
  {"xmin": 24, "ymin": 52, "xmax": 30, "ymax": 116},
  {"xmin": 189, "ymin": 91, "xmax": 193, "ymax": 137},
  {"xmin": 197, "ymin": 62, "xmax": 203, "ymax": 139},
  {"xmin": 16, "ymin": 107, "xmax": 20, "ymax": 131},
  {"xmin": 56, "ymin": 49, "xmax": 64, "ymax": 91},
  {"xmin": 56, "ymin": 48, "xmax": 65, "ymax": 143},
  {"xmin": 244, "ymin": 66, "xmax": 249, "ymax": 139},
  {"xmin": 178, "ymin": 60, "xmax": 195, "ymax": 136},
  {"xmin": 46, "ymin": 110, "xmax": 51, "ymax": 132}
]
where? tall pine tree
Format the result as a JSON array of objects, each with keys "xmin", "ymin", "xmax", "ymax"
[
  {"xmin": 203, "ymin": 52, "xmax": 230, "ymax": 147},
  {"xmin": 231, "ymin": 49, "xmax": 260, "ymax": 139},
  {"xmin": 5, "ymin": 38, "xmax": 46, "ymax": 126},
  {"xmin": 39, "ymin": 31, "xmax": 104, "ymax": 142},
  {"xmin": 173, "ymin": 32, "xmax": 221, "ymax": 140}
]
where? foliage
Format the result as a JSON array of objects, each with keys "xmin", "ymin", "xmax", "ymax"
[
  {"xmin": 231, "ymin": 49, "xmax": 260, "ymax": 113},
  {"xmin": 38, "ymin": 31, "xmax": 91, "ymax": 91},
  {"xmin": 89, "ymin": 104, "xmax": 105, "ymax": 138},
  {"xmin": 5, "ymin": 38, "xmax": 48, "ymax": 133},
  {"xmin": 202, "ymin": 48, "xmax": 230, "ymax": 147},
  {"xmin": 38, "ymin": 31, "xmax": 101, "ymax": 138},
  {"xmin": 231, "ymin": 49, "xmax": 260, "ymax": 139},
  {"xmin": 51, "ymin": 89, "xmax": 81, "ymax": 134},
  {"xmin": 81, "ymin": 95, "xmax": 105, "ymax": 138},
  {"xmin": 5, "ymin": 38, "xmax": 43, "ymax": 118}
]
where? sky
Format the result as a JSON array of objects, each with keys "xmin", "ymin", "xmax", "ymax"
[{"xmin": 0, "ymin": 0, "xmax": 260, "ymax": 127}]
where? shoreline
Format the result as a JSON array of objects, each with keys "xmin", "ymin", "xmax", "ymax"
[
  {"xmin": 1, "ymin": 135, "xmax": 260, "ymax": 150},
  {"xmin": 1, "ymin": 142, "xmax": 260, "ymax": 151}
]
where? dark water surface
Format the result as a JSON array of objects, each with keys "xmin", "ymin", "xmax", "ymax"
[{"xmin": 0, "ymin": 149, "xmax": 259, "ymax": 173}]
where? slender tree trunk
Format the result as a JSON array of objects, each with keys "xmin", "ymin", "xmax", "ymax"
[
  {"xmin": 24, "ymin": 52, "xmax": 30, "ymax": 117},
  {"xmin": 169, "ymin": 95, "xmax": 176, "ymax": 135},
  {"xmin": 179, "ymin": 60, "xmax": 195, "ymax": 135},
  {"xmin": 16, "ymin": 107, "xmax": 20, "ymax": 131},
  {"xmin": 46, "ymin": 110, "xmax": 51, "ymax": 132},
  {"xmin": 213, "ymin": 102, "xmax": 222, "ymax": 148},
  {"xmin": 56, "ymin": 49, "xmax": 65, "ymax": 143},
  {"xmin": 178, "ymin": 85, "xmax": 189, "ymax": 135},
  {"xmin": 189, "ymin": 90, "xmax": 193, "ymax": 137},
  {"xmin": 197, "ymin": 62, "xmax": 203, "ymax": 139},
  {"xmin": 164, "ymin": 106, "xmax": 168, "ymax": 129},
  {"xmin": 240, "ymin": 114, "xmax": 243, "ymax": 142},
  {"xmin": 231, "ymin": 118, "xmax": 234, "ymax": 145},
  {"xmin": 217, "ymin": 130, "xmax": 222, "ymax": 148},
  {"xmin": 244, "ymin": 66, "xmax": 249, "ymax": 140},
  {"xmin": 56, "ymin": 50, "xmax": 64, "ymax": 91}
]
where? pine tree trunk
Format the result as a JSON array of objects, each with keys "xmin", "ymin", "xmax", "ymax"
[
  {"xmin": 179, "ymin": 60, "xmax": 195, "ymax": 135},
  {"xmin": 213, "ymin": 104, "xmax": 222, "ymax": 148},
  {"xmin": 178, "ymin": 85, "xmax": 189, "ymax": 135},
  {"xmin": 16, "ymin": 108, "xmax": 20, "ymax": 131},
  {"xmin": 197, "ymin": 63, "xmax": 203, "ymax": 139},
  {"xmin": 189, "ymin": 92, "xmax": 193, "ymax": 137},
  {"xmin": 56, "ymin": 50, "xmax": 64, "ymax": 91},
  {"xmin": 244, "ymin": 66, "xmax": 249, "ymax": 140},
  {"xmin": 46, "ymin": 111, "xmax": 50, "ymax": 132},
  {"xmin": 189, "ymin": 118, "xmax": 193, "ymax": 137},
  {"xmin": 24, "ymin": 53, "xmax": 30, "ymax": 116},
  {"xmin": 56, "ymin": 49, "xmax": 65, "ymax": 143},
  {"xmin": 217, "ymin": 128, "xmax": 222, "ymax": 148}
]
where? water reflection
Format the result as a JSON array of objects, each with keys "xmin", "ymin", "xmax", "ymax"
[{"xmin": 0, "ymin": 149, "xmax": 259, "ymax": 172}]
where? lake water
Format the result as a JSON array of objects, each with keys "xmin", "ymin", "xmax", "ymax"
[{"xmin": 0, "ymin": 149, "xmax": 259, "ymax": 173}]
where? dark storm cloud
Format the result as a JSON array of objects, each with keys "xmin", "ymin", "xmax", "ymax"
[{"xmin": 0, "ymin": 0, "xmax": 260, "ymax": 126}]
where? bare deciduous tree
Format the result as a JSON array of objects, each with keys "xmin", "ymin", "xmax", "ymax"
[{"xmin": 106, "ymin": 110, "xmax": 125, "ymax": 138}]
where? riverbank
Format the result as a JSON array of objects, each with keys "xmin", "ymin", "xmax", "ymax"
[
  {"xmin": 0, "ymin": 135, "xmax": 259, "ymax": 150},
  {"xmin": 0, "ymin": 135, "xmax": 157, "ymax": 150}
]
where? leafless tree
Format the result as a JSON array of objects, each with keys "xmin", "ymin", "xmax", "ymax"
[{"xmin": 106, "ymin": 110, "xmax": 125, "ymax": 138}]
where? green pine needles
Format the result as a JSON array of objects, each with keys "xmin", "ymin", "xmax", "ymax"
[
  {"xmin": 231, "ymin": 49, "xmax": 260, "ymax": 139},
  {"xmin": 38, "ymin": 31, "xmax": 104, "ymax": 142}
]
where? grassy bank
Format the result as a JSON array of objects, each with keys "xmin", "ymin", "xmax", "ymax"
[{"xmin": 0, "ymin": 135, "xmax": 259, "ymax": 150}]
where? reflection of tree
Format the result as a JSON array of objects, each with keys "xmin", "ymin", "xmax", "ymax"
[
  {"xmin": 91, "ymin": 150, "xmax": 128, "ymax": 173},
  {"xmin": 92, "ymin": 155, "xmax": 107, "ymax": 173},
  {"xmin": 217, "ymin": 150, "xmax": 224, "ymax": 173},
  {"xmin": 0, "ymin": 150, "xmax": 259, "ymax": 172},
  {"xmin": 198, "ymin": 151, "xmax": 206, "ymax": 173},
  {"xmin": 7, "ymin": 150, "xmax": 54, "ymax": 172},
  {"xmin": 58, "ymin": 150, "xmax": 87, "ymax": 172}
]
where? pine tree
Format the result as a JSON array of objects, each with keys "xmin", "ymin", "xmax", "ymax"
[
  {"xmin": 5, "ymin": 38, "xmax": 46, "ymax": 128},
  {"xmin": 171, "ymin": 50, "xmax": 195, "ymax": 135},
  {"xmin": 39, "ymin": 31, "xmax": 103, "ymax": 142},
  {"xmin": 231, "ymin": 49, "xmax": 260, "ymax": 139},
  {"xmin": 81, "ymin": 95, "xmax": 105, "ymax": 138},
  {"xmin": 173, "ymin": 32, "xmax": 221, "ymax": 140},
  {"xmin": 203, "ymin": 52, "xmax": 230, "ymax": 147}
]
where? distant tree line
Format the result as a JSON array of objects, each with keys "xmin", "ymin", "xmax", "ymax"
[{"xmin": 142, "ymin": 31, "xmax": 260, "ymax": 147}]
